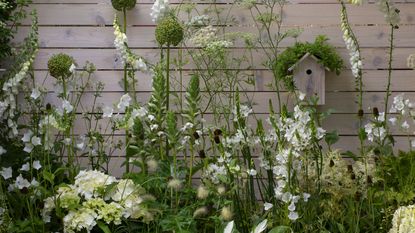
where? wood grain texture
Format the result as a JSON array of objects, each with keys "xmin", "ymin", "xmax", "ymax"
[{"xmin": 14, "ymin": 0, "xmax": 415, "ymax": 171}]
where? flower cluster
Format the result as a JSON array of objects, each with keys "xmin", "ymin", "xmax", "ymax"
[
  {"xmin": 364, "ymin": 112, "xmax": 387, "ymax": 143},
  {"xmin": 0, "ymin": 52, "xmax": 37, "ymax": 136},
  {"xmin": 377, "ymin": 0, "xmax": 400, "ymax": 27},
  {"xmin": 270, "ymin": 105, "xmax": 324, "ymax": 221},
  {"xmin": 0, "ymin": 160, "xmax": 42, "ymax": 192},
  {"xmin": 388, "ymin": 94, "xmax": 415, "ymax": 147},
  {"xmin": 150, "ymin": 0, "xmax": 169, "ymax": 23},
  {"xmin": 190, "ymin": 26, "xmax": 217, "ymax": 47},
  {"xmin": 340, "ymin": 7, "xmax": 362, "ymax": 78},
  {"xmin": 42, "ymin": 170, "xmax": 155, "ymax": 232},
  {"xmin": 113, "ymin": 17, "xmax": 147, "ymax": 71},
  {"xmin": 389, "ymin": 205, "xmax": 415, "ymax": 233}
]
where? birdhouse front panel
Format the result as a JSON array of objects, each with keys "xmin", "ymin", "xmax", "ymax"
[{"xmin": 292, "ymin": 55, "xmax": 326, "ymax": 105}]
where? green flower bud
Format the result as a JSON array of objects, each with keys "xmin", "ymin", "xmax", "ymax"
[
  {"xmin": 155, "ymin": 17, "xmax": 184, "ymax": 46},
  {"xmin": 111, "ymin": 0, "xmax": 136, "ymax": 11},
  {"xmin": 47, "ymin": 53, "xmax": 75, "ymax": 79}
]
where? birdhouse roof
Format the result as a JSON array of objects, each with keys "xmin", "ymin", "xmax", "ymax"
[{"xmin": 288, "ymin": 52, "xmax": 331, "ymax": 72}]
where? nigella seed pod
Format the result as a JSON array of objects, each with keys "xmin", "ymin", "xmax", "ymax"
[
  {"xmin": 373, "ymin": 107, "xmax": 379, "ymax": 117},
  {"xmin": 355, "ymin": 191, "xmax": 362, "ymax": 201},
  {"xmin": 198, "ymin": 150, "xmax": 206, "ymax": 159},
  {"xmin": 193, "ymin": 131, "xmax": 200, "ymax": 140},
  {"xmin": 214, "ymin": 129, "xmax": 222, "ymax": 136},
  {"xmin": 214, "ymin": 135, "xmax": 220, "ymax": 144},
  {"xmin": 329, "ymin": 159, "xmax": 335, "ymax": 167},
  {"xmin": 358, "ymin": 109, "xmax": 364, "ymax": 117}
]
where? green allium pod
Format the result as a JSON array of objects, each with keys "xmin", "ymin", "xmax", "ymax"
[
  {"xmin": 155, "ymin": 17, "xmax": 184, "ymax": 46},
  {"xmin": 47, "ymin": 53, "xmax": 75, "ymax": 79},
  {"xmin": 111, "ymin": 0, "xmax": 137, "ymax": 11}
]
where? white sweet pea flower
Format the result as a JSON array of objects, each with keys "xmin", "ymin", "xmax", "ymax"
[
  {"xmin": 33, "ymin": 160, "xmax": 42, "ymax": 170},
  {"xmin": 264, "ymin": 202, "xmax": 273, "ymax": 211},
  {"xmin": 15, "ymin": 174, "xmax": 31, "ymax": 190},
  {"xmin": 30, "ymin": 88, "xmax": 41, "ymax": 100},
  {"xmin": 20, "ymin": 162, "xmax": 30, "ymax": 172},
  {"xmin": 102, "ymin": 106, "xmax": 114, "ymax": 118},
  {"xmin": 69, "ymin": 63, "xmax": 76, "ymax": 73},
  {"xmin": 0, "ymin": 146, "xmax": 6, "ymax": 155},
  {"xmin": 0, "ymin": 167, "xmax": 12, "ymax": 180},
  {"xmin": 117, "ymin": 94, "xmax": 131, "ymax": 111},
  {"xmin": 62, "ymin": 99, "xmax": 73, "ymax": 113}
]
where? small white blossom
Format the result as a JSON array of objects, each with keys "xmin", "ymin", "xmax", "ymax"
[
  {"xmin": 31, "ymin": 136, "xmax": 41, "ymax": 146},
  {"xmin": 103, "ymin": 106, "xmax": 114, "ymax": 118},
  {"xmin": 62, "ymin": 99, "xmax": 73, "ymax": 113},
  {"xmin": 0, "ymin": 146, "xmax": 6, "ymax": 155},
  {"xmin": 15, "ymin": 174, "xmax": 31, "ymax": 190},
  {"xmin": 33, "ymin": 160, "xmax": 42, "ymax": 170},
  {"xmin": 30, "ymin": 88, "xmax": 41, "ymax": 100},
  {"xmin": 288, "ymin": 211, "xmax": 299, "ymax": 221},
  {"xmin": 69, "ymin": 63, "xmax": 76, "ymax": 73},
  {"xmin": 264, "ymin": 202, "xmax": 273, "ymax": 211},
  {"xmin": 0, "ymin": 167, "xmax": 12, "ymax": 180},
  {"xmin": 20, "ymin": 162, "xmax": 30, "ymax": 172},
  {"xmin": 117, "ymin": 94, "xmax": 131, "ymax": 111},
  {"xmin": 247, "ymin": 169, "xmax": 257, "ymax": 176}
]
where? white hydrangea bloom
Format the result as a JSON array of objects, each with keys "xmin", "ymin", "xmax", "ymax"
[
  {"xmin": 63, "ymin": 208, "xmax": 98, "ymax": 233},
  {"xmin": 74, "ymin": 170, "xmax": 117, "ymax": 199},
  {"xmin": 389, "ymin": 205, "xmax": 415, "ymax": 233}
]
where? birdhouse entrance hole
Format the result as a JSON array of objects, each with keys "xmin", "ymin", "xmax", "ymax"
[{"xmin": 306, "ymin": 69, "xmax": 312, "ymax": 75}]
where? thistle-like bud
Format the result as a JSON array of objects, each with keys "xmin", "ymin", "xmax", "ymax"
[
  {"xmin": 155, "ymin": 17, "xmax": 184, "ymax": 46},
  {"xmin": 358, "ymin": 109, "xmax": 364, "ymax": 117},
  {"xmin": 47, "ymin": 53, "xmax": 75, "ymax": 79},
  {"xmin": 111, "ymin": 0, "xmax": 136, "ymax": 11},
  {"xmin": 373, "ymin": 107, "xmax": 379, "ymax": 117}
]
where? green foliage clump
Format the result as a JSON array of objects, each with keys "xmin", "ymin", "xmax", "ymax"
[
  {"xmin": 47, "ymin": 53, "xmax": 75, "ymax": 78},
  {"xmin": 155, "ymin": 17, "xmax": 184, "ymax": 46},
  {"xmin": 275, "ymin": 35, "xmax": 343, "ymax": 91},
  {"xmin": 111, "ymin": 0, "xmax": 136, "ymax": 11}
]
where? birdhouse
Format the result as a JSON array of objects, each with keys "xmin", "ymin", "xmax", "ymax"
[{"xmin": 288, "ymin": 53, "xmax": 329, "ymax": 105}]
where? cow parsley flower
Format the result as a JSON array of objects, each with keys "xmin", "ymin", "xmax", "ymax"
[
  {"xmin": 377, "ymin": 0, "xmax": 400, "ymax": 26},
  {"xmin": 150, "ymin": 0, "xmax": 169, "ymax": 23}
]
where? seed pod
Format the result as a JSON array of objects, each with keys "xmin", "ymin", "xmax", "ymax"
[
  {"xmin": 155, "ymin": 17, "xmax": 184, "ymax": 46},
  {"xmin": 198, "ymin": 150, "xmax": 206, "ymax": 159},
  {"xmin": 214, "ymin": 129, "xmax": 222, "ymax": 136},
  {"xmin": 214, "ymin": 135, "xmax": 220, "ymax": 144},
  {"xmin": 329, "ymin": 159, "xmax": 335, "ymax": 167},
  {"xmin": 373, "ymin": 107, "xmax": 379, "ymax": 117},
  {"xmin": 358, "ymin": 109, "xmax": 364, "ymax": 117},
  {"xmin": 47, "ymin": 53, "xmax": 76, "ymax": 79},
  {"xmin": 193, "ymin": 131, "xmax": 200, "ymax": 140},
  {"xmin": 111, "ymin": 0, "xmax": 137, "ymax": 11}
]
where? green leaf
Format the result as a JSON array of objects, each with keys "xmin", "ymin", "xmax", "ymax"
[
  {"xmin": 97, "ymin": 221, "xmax": 112, "ymax": 233},
  {"xmin": 325, "ymin": 130, "xmax": 339, "ymax": 146},
  {"xmin": 269, "ymin": 226, "xmax": 292, "ymax": 233},
  {"xmin": 42, "ymin": 170, "xmax": 55, "ymax": 184}
]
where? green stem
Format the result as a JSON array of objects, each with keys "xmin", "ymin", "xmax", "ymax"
[
  {"xmin": 165, "ymin": 46, "xmax": 171, "ymax": 159},
  {"xmin": 122, "ymin": 8, "xmax": 130, "ymax": 174},
  {"xmin": 384, "ymin": 25, "xmax": 395, "ymax": 124}
]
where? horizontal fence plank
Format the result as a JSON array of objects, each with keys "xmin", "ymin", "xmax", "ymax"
[
  {"xmin": 32, "ymin": 48, "xmax": 415, "ymax": 70},
  {"xmin": 14, "ymin": 25, "xmax": 415, "ymax": 49},
  {"xmin": 22, "ymin": 3, "xmax": 415, "ymax": 26},
  {"xmin": 32, "ymin": 70, "xmax": 415, "ymax": 92}
]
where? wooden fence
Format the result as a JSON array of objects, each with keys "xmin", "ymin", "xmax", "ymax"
[{"xmin": 16, "ymin": 0, "xmax": 415, "ymax": 175}]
